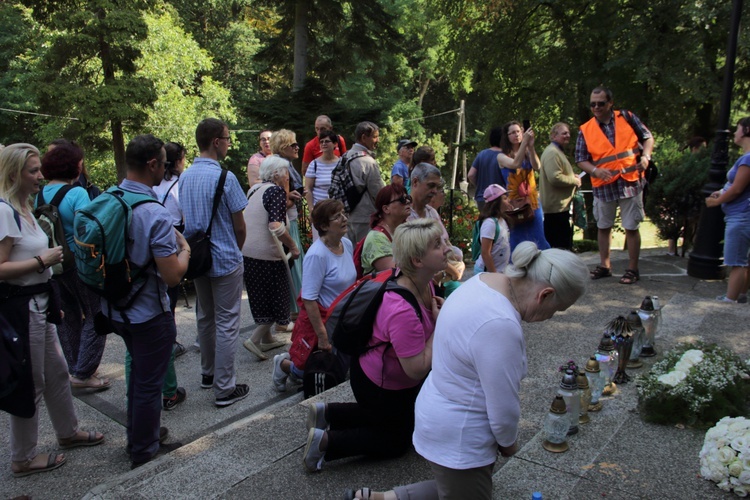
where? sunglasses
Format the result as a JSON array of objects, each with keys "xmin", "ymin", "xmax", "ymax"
[
  {"xmin": 288, "ymin": 143, "xmax": 299, "ymax": 148},
  {"xmin": 590, "ymin": 101, "xmax": 609, "ymax": 108},
  {"xmin": 387, "ymin": 195, "xmax": 412, "ymax": 205}
]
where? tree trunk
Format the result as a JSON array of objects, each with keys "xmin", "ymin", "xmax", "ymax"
[
  {"xmin": 292, "ymin": 0, "xmax": 309, "ymax": 91},
  {"xmin": 417, "ymin": 77, "xmax": 430, "ymax": 109},
  {"xmin": 98, "ymin": 8, "xmax": 126, "ymax": 180}
]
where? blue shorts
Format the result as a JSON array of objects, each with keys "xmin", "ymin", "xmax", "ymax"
[{"xmin": 723, "ymin": 212, "xmax": 750, "ymax": 267}]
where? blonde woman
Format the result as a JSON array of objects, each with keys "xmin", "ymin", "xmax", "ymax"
[{"xmin": 0, "ymin": 144, "xmax": 104, "ymax": 477}]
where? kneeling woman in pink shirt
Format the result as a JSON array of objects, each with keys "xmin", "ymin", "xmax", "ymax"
[{"xmin": 302, "ymin": 218, "xmax": 450, "ymax": 472}]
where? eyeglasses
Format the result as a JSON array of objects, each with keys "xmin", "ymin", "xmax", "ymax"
[
  {"xmin": 329, "ymin": 212, "xmax": 348, "ymax": 222},
  {"xmin": 217, "ymin": 136, "xmax": 232, "ymax": 143},
  {"xmin": 288, "ymin": 143, "xmax": 299, "ymax": 149},
  {"xmin": 386, "ymin": 195, "xmax": 412, "ymax": 205},
  {"xmin": 319, "ymin": 139, "xmax": 333, "ymax": 145},
  {"xmin": 590, "ymin": 101, "xmax": 609, "ymax": 108}
]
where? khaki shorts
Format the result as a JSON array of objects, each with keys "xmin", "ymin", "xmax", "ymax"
[{"xmin": 593, "ymin": 192, "xmax": 644, "ymax": 230}]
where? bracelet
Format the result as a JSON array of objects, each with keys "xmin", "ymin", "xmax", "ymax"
[
  {"xmin": 591, "ymin": 167, "xmax": 598, "ymax": 175},
  {"xmin": 179, "ymin": 248, "xmax": 191, "ymax": 257},
  {"xmin": 34, "ymin": 255, "xmax": 46, "ymax": 273}
]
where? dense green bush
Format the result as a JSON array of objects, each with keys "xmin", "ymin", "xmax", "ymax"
[{"xmin": 644, "ymin": 138, "xmax": 709, "ymax": 254}]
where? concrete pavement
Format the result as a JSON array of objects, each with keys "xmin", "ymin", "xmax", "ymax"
[{"xmin": 1, "ymin": 248, "xmax": 744, "ymax": 499}]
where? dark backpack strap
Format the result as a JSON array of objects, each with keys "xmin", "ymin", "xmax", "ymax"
[
  {"xmin": 205, "ymin": 169, "xmax": 228, "ymax": 237},
  {"xmin": 619, "ymin": 109, "xmax": 646, "ymax": 144},
  {"xmin": 161, "ymin": 179, "xmax": 179, "ymax": 204},
  {"xmin": 0, "ymin": 199, "xmax": 21, "ymax": 230},
  {"xmin": 385, "ymin": 281, "xmax": 423, "ymax": 322},
  {"xmin": 49, "ymin": 184, "xmax": 75, "ymax": 207}
]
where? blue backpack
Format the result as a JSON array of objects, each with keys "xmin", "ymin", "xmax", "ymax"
[
  {"xmin": 73, "ymin": 186, "xmax": 158, "ymax": 304},
  {"xmin": 471, "ymin": 217, "xmax": 500, "ymax": 262}
]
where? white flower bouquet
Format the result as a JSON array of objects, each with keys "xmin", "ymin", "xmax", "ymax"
[
  {"xmin": 700, "ymin": 416, "xmax": 750, "ymax": 496},
  {"xmin": 637, "ymin": 342, "xmax": 749, "ymax": 427}
]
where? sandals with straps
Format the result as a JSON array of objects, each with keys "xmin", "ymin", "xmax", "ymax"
[
  {"xmin": 619, "ymin": 269, "xmax": 640, "ymax": 285},
  {"xmin": 590, "ymin": 265, "xmax": 612, "ymax": 280}
]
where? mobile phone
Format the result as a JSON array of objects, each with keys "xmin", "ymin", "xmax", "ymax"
[{"xmin": 523, "ymin": 119, "xmax": 531, "ymax": 131}]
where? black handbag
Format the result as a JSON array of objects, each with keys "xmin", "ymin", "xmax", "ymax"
[{"xmin": 184, "ymin": 169, "xmax": 227, "ymax": 280}]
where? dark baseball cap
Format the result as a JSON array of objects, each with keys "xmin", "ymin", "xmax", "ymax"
[{"xmin": 397, "ymin": 139, "xmax": 418, "ymax": 152}]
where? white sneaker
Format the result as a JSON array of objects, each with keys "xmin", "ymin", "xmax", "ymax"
[
  {"xmin": 716, "ymin": 295, "xmax": 738, "ymax": 303},
  {"xmin": 302, "ymin": 428, "xmax": 325, "ymax": 472},
  {"xmin": 272, "ymin": 353, "xmax": 290, "ymax": 392}
]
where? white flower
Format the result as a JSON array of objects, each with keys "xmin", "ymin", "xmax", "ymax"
[
  {"xmin": 735, "ymin": 485, "xmax": 749, "ymax": 497},
  {"xmin": 730, "ymin": 420, "xmax": 750, "ymax": 432},
  {"xmin": 739, "ymin": 470, "xmax": 750, "ymax": 485},
  {"xmin": 719, "ymin": 446, "xmax": 738, "ymax": 464},
  {"xmin": 658, "ymin": 371, "xmax": 687, "ymax": 386},
  {"xmin": 732, "ymin": 436, "xmax": 749, "ymax": 453},
  {"xmin": 729, "ymin": 459, "xmax": 744, "ymax": 477},
  {"xmin": 719, "ymin": 479, "xmax": 732, "ymax": 492}
]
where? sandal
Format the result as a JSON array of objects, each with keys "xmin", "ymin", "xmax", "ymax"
[
  {"xmin": 590, "ymin": 265, "xmax": 612, "ymax": 280},
  {"xmin": 619, "ymin": 269, "xmax": 640, "ymax": 285},
  {"xmin": 58, "ymin": 430, "xmax": 105, "ymax": 449},
  {"xmin": 11, "ymin": 453, "xmax": 66, "ymax": 477},
  {"xmin": 70, "ymin": 374, "xmax": 111, "ymax": 390},
  {"xmin": 343, "ymin": 487, "xmax": 372, "ymax": 500}
]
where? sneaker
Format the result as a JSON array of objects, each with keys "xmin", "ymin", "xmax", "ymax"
[
  {"xmin": 306, "ymin": 402, "xmax": 327, "ymax": 431},
  {"xmin": 739, "ymin": 294, "xmax": 748, "ymax": 304},
  {"xmin": 716, "ymin": 295, "xmax": 738, "ymax": 303},
  {"xmin": 163, "ymin": 387, "xmax": 187, "ymax": 411},
  {"xmin": 302, "ymin": 428, "xmax": 326, "ymax": 472},
  {"xmin": 131, "ymin": 441, "xmax": 183, "ymax": 469},
  {"xmin": 201, "ymin": 374, "xmax": 214, "ymax": 389},
  {"xmin": 243, "ymin": 338, "xmax": 269, "ymax": 361},
  {"xmin": 215, "ymin": 384, "xmax": 250, "ymax": 407},
  {"xmin": 273, "ymin": 353, "xmax": 290, "ymax": 392},
  {"xmin": 173, "ymin": 342, "xmax": 187, "ymax": 358}
]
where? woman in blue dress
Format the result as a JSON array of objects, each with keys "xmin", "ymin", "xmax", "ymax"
[{"xmin": 497, "ymin": 121, "xmax": 550, "ymax": 253}]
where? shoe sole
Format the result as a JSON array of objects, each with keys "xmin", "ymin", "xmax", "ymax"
[
  {"xmin": 215, "ymin": 391, "xmax": 250, "ymax": 407},
  {"xmin": 302, "ymin": 428, "xmax": 323, "ymax": 472}
]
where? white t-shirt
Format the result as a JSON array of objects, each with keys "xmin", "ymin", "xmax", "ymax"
[
  {"xmin": 0, "ymin": 202, "xmax": 52, "ymax": 310},
  {"xmin": 474, "ymin": 217, "xmax": 510, "ymax": 272},
  {"xmin": 413, "ymin": 275, "xmax": 527, "ymax": 469},
  {"xmin": 305, "ymin": 157, "xmax": 340, "ymax": 207},
  {"xmin": 300, "ymin": 237, "xmax": 357, "ymax": 308},
  {"xmin": 152, "ymin": 176, "xmax": 182, "ymax": 228}
]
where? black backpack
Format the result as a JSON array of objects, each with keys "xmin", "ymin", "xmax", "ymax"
[
  {"xmin": 302, "ymin": 350, "xmax": 348, "ymax": 399},
  {"xmin": 35, "ymin": 185, "xmax": 75, "ymax": 274},
  {"xmin": 328, "ymin": 152, "xmax": 367, "ymax": 213}
]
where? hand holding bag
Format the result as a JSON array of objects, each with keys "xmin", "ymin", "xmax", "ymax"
[{"xmin": 184, "ymin": 169, "xmax": 228, "ymax": 280}]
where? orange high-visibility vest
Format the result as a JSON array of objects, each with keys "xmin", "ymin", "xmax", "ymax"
[{"xmin": 579, "ymin": 111, "xmax": 641, "ymax": 187}]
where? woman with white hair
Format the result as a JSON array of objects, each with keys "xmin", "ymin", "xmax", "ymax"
[
  {"xmin": 0, "ymin": 144, "xmax": 104, "ymax": 477},
  {"xmin": 345, "ymin": 242, "xmax": 588, "ymax": 500},
  {"xmin": 241, "ymin": 155, "xmax": 301, "ymax": 360},
  {"xmin": 302, "ymin": 219, "xmax": 450, "ymax": 473}
]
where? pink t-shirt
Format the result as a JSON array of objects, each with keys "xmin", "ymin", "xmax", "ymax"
[{"xmin": 359, "ymin": 288, "xmax": 435, "ymax": 390}]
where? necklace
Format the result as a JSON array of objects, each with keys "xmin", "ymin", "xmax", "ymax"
[{"xmin": 405, "ymin": 274, "xmax": 430, "ymax": 309}]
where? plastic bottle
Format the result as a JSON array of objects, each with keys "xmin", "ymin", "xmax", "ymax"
[{"xmin": 532, "ymin": 492, "xmax": 543, "ymax": 500}]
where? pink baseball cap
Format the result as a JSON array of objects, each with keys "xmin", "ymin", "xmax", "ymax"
[{"xmin": 483, "ymin": 184, "xmax": 507, "ymax": 202}]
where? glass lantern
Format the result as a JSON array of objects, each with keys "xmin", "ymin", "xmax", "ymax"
[
  {"xmin": 577, "ymin": 370, "xmax": 591, "ymax": 424},
  {"xmin": 626, "ymin": 310, "xmax": 644, "ymax": 369},
  {"xmin": 608, "ymin": 315, "xmax": 633, "ymax": 384},
  {"xmin": 594, "ymin": 333, "xmax": 619, "ymax": 395},
  {"xmin": 557, "ymin": 369, "xmax": 580, "ymax": 435},
  {"xmin": 542, "ymin": 395, "xmax": 570, "ymax": 453},
  {"xmin": 638, "ymin": 296, "xmax": 659, "ymax": 357},
  {"xmin": 585, "ymin": 357, "xmax": 604, "ymax": 412}
]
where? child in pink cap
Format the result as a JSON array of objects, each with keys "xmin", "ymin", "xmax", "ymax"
[{"xmin": 474, "ymin": 184, "xmax": 512, "ymax": 273}]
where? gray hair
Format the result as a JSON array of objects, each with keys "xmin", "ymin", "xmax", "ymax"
[
  {"xmin": 505, "ymin": 241, "xmax": 588, "ymax": 306},
  {"xmin": 354, "ymin": 121, "xmax": 379, "ymax": 143},
  {"xmin": 392, "ymin": 218, "xmax": 443, "ymax": 277},
  {"xmin": 259, "ymin": 155, "xmax": 291, "ymax": 182},
  {"xmin": 410, "ymin": 162, "xmax": 441, "ymax": 183},
  {"xmin": 549, "ymin": 122, "xmax": 569, "ymax": 141}
]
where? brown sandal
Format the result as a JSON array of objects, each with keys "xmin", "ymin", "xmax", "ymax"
[
  {"xmin": 619, "ymin": 269, "xmax": 640, "ymax": 285},
  {"xmin": 12, "ymin": 453, "xmax": 66, "ymax": 477},
  {"xmin": 58, "ymin": 430, "xmax": 105, "ymax": 449},
  {"xmin": 590, "ymin": 265, "xmax": 612, "ymax": 279}
]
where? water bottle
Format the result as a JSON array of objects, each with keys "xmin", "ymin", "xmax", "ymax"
[{"xmin": 532, "ymin": 492, "xmax": 543, "ymax": 500}]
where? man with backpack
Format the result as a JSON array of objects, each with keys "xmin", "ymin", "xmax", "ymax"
[
  {"xmin": 576, "ymin": 86, "xmax": 654, "ymax": 285},
  {"xmin": 179, "ymin": 118, "xmax": 249, "ymax": 407},
  {"xmin": 100, "ymin": 135, "xmax": 191, "ymax": 468},
  {"xmin": 342, "ymin": 122, "xmax": 384, "ymax": 243}
]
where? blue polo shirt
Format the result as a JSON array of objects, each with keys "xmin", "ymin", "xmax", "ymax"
[
  {"xmin": 102, "ymin": 179, "xmax": 176, "ymax": 324},
  {"xmin": 179, "ymin": 158, "xmax": 248, "ymax": 277}
]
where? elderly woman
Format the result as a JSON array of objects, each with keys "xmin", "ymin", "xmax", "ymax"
[
  {"xmin": 270, "ymin": 129, "xmax": 306, "ymax": 324},
  {"xmin": 247, "ymin": 130, "xmax": 273, "ymax": 187},
  {"xmin": 498, "ymin": 121, "xmax": 550, "ymax": 252},
  {"xmin": 302, "ymin": 219, "xmax": 449, "ymax": 472},
  {"xmin": 305, "ymin": 130, "xmax": 340, "ymax": 241},
  {"xmin": 346, "ymin": 242, "xmax": 587, "ymax": 500},
  {"xmin": 706, "ymin": 117, "xmax": 750, "ymax": 303},
  {"xmin": 273, "ymin": 199, "xmax": 357, "ymax": 391},
  {"xmin": 359, "ymin": 184, "xmax": 412, "ymax": 276},
  {"xmin": 34, "ymin": 143, "xmax": 110, "ymax": 390},
  {"xmin": 242, "ymin": 156, "xmax": 301, "ymax": 360},
  {"xmin": 0, "ymin": 144, "xmax": 104, "ymax": 477}
]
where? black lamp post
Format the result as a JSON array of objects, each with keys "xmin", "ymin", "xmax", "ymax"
[{"xmin": 688, "ymin": 0, "xmax": 744, "ymax": 279}]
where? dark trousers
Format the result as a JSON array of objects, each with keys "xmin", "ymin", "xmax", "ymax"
[
  {"xmin": 112, "ymin": 312, "xmax": 175, "ymax": 463},
  {"xmin": 326, "ymin": 357, "xmax": 421, "ymax": 461},
  {"xmin": 543, "ymin": 210, "xmax": 573, "ymax": 250}
]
